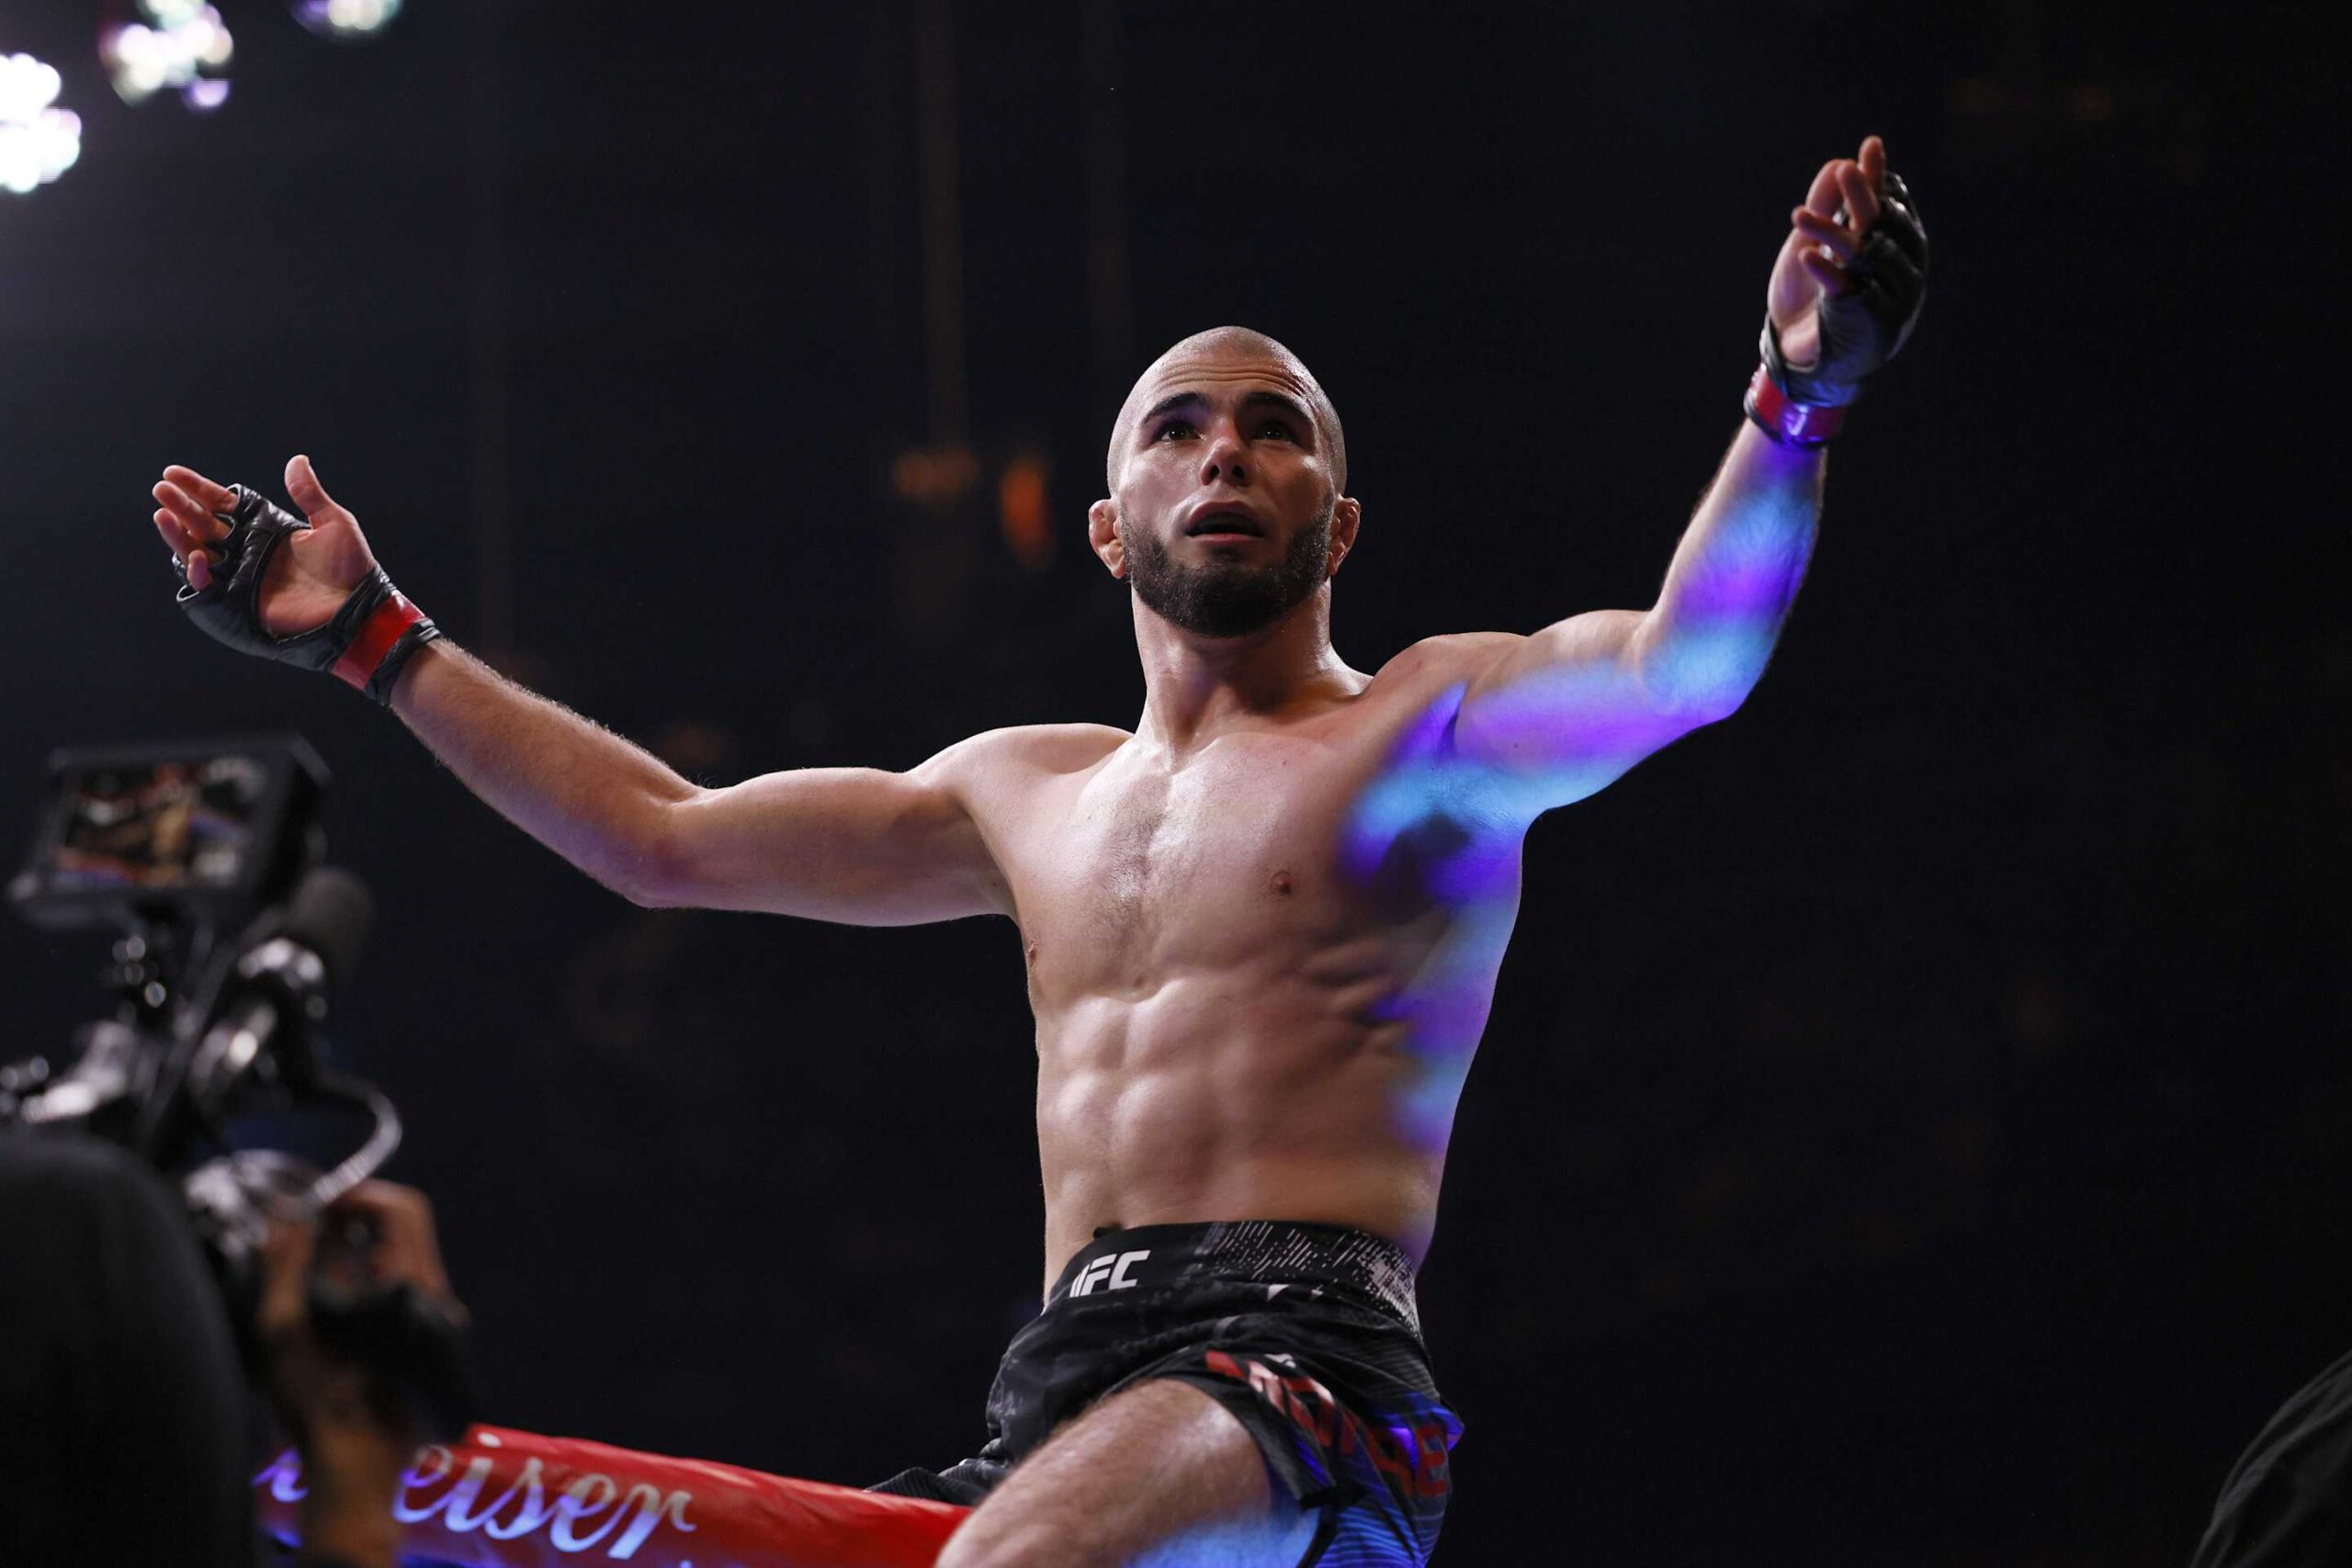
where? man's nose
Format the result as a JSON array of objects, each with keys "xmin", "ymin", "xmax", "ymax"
[{"xmin": 1199, "ymin": 425, "xmax": 1250, "ymax": 487}]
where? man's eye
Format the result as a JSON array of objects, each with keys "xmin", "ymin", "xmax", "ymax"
[
  {"xmin": 1256, "ymin": 421, "xmax": 1295, "ymax": 441},
  {"xmin": 1153, "ymin": 421, "xmax": 1194, "ymax": 442}
]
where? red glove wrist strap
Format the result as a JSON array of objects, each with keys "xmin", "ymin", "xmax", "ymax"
[
  {"xmin": 1744, "ymin": 366, "xmax": 1848, "ymax": 447},
  {"xmin": 331, "ymin": 591, "xmax": 427, "ymax": 693}
]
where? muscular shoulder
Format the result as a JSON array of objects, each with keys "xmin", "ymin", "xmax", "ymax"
[
  {"xmin": 1370, "ymin": 632, "xmax": 1526, "ymax": 694},
  {"xmin": 911, "ymin": 723, "xmax": 1128, "ymax": 797}
]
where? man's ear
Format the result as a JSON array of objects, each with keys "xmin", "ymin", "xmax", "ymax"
[
  {"xmin": 1326, "ymin": 495, "xmax": 1363, "ymax": 579},
  {"xmin": 1088, "ymin": 498, "xmax": 1126, "ymax": 579}
]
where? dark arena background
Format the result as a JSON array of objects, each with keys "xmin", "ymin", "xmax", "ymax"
[{"xmin": 2, "ymin": 3, "xmax": 2342, "ymax": 1562}]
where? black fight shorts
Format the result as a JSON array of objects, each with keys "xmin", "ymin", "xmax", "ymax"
[{"xmin": 872, "ymin": 1220, "xmax": 1462, "ymax": 1567}]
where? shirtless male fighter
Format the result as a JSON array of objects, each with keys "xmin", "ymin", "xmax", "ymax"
[{"xmin": 148, "ymin": 136, "xmax": 1926, "ymax": 1567}]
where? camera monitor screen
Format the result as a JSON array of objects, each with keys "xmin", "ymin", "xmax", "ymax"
[
  {"xmin": 11, "ymin": 739, "xmax": 325, "ymax": 930},
  {"xmin": 48, "ymin": 755, "xmax": 269, "ymax": 892}
]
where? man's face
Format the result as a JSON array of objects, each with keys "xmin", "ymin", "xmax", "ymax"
[{"xmin": 1100, "ymin": 348, "xmax": 1351, "ymax": 639}]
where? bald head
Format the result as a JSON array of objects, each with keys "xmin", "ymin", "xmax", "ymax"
[{"xmin": 1106, "ymin": 326, "xmax": 1347, "ymax": 494}]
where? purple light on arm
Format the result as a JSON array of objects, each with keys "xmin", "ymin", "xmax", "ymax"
[
  {"xmin": 1449, "ymin": 661, "xmax": 1699, "ymax": 783},
  {"xmin": 1342, "ymin": 683, "xmax": 1551, "ymax": 882},
  {"xmin": 1672, "ymin": 547, "xmax": 1807, "ymax": 622},
  {"xmin": 1641, "ymin": 466, "xmax": 1817, "ymax": 714}
]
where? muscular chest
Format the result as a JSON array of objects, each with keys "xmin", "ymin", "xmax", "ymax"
[{"xmin": 1012, "ymin": 736, "xmax": 1353, "ymax": 987}]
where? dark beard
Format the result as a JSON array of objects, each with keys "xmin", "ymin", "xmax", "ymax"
[{"xmin": 1125, "ymin": 501, "xmax": 1333, "ymax": 638}]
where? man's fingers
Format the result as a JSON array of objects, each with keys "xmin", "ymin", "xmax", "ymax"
[
  {"xmin": 153, "ymin": 508, "xmax": 192, "ymax": 561},
  {"xmin": 1835, "ymin": 160, "xmax": 1881, "ymax": 235},
  {"xmin": 1797, "ymin": 247, "xmax": 1850, "ymax": 295},
  {"xmin": 153, "ymin": 479, "xmax": 229, "ymax": 541},
  {"xmin": 284, "ymin": 453, "xmax": 340, "ymax": 523},
  {"xmin": 334, "ymin": 1180, "xmax": 454, "ymax": 1298},
  {"xmin": 1801, "ymin": 157, "xmax": 1845, "ymax": 220},
  {"xmin": 151, "ymin": 511, "xmax": 215, "ymax": 588},
  {"xmin": 1859, "ymin": 134, "xmax": 1887, "ymax": 191},
  {"xmin": 161, "ymin": 464, "xmax": 236, "ymax": 516},
  {"xmin": 1792, "ymin": 207, "xmax": 1861, "ymax": 262}
]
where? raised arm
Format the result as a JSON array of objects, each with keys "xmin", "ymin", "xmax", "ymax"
[
  {"xmin": 390, "ymin": 643, "xmax": 1009, "ymax": 922},
  {"xmin": 150, "ymin": 458, "xmax": 1008, "ymax": 924},
  {"xmin": 1447, "ymin": 133, "xmax": 1928, "ymax": 806},
  {"xmin": 1446, "ymin": 415, "xmax": 1823, "ymax": 804}
]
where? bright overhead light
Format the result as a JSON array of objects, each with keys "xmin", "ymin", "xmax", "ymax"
[
  {"xmin": 102, "ymin": 2, "xmax": 234, "ymax": 111},
  {"xmin": 0, "ymin": 52, "xmax": 81, "ymax": 196},
  {"xmin": 292, "ymin": 0, "xmax": 404, "ymax": 41}
]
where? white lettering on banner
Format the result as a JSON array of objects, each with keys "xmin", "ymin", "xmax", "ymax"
[
  {"xmin": 606, "ymin": 1484, "xmax": 697, "ymax": 1560},
  {"xmin": 449, "ymin": 1455, "xmax": 553, "ymax": 1534},
  {"xmin": 1071, "ymin": 1249, "xmax": 1151, "ymax": 1296},
  {"xmin": 263, "ymin": 1439, "xmax": 699, "ymax": 1560},
  {"xmin": 549, "ymin": 1473, "xmax": 620, "ymax": 1551},
  {"xmin": 482, "ymin": 1458, "xmax": 555, "ymax": 1541},
  {"xmin": 390, "ymin": 1446, "xmax": 458, "ymax": 1522}
]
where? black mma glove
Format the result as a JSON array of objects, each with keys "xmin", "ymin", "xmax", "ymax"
[
  {"xmin": 175, "ymin": 486, "xmax": 440, "ymax": 705},
  {"xmin": 1747, "ymin": 169, "xmax": 1929, "ymax": 446}
]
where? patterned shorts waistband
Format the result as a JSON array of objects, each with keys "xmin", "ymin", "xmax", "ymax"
[{"xmin": 1050, "ymin": 1219, "xmax": 1422, "ymax": 1331}]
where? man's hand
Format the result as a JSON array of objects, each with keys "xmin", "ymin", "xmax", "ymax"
[
  {"xmin": 1452, "ymin": 141, "xmax": 1920, "ymax": 786},
  {"xmin": 1765, "ymin": 133, "xmax": 1928, "ymax": 387},
  {"xmin": 258, "ymin": 1181, "xmax": 468, "ymax": 1568},
  {"xmin": 152, "ymin": 456, "xmax": 379, "ymax": 636}
]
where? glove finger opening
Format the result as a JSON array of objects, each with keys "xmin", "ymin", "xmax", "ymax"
[{"xmin": 1874, "ymin": 207, "xmax": 1929, "ymax": 272}]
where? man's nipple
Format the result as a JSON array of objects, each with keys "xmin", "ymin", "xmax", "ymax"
[{"xmin": 1271, "ymin": 870, "xmax": 1295, "ymax": 896}]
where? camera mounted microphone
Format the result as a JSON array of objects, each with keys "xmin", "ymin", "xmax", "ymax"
[
  {"xmin": 169, "ymin": 869, "xmax": 474, "ymax": 1439},
  {"xmin": 5, "ymin": 740, "xmax": 476, "ymax": 1440},
  {"xmin": 138, "ymin": 865, "xmax": 374, "ymax": 1170}
]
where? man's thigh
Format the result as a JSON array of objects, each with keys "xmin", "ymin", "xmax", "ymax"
[{"xmin": 936, "ymin": 1377, "xmax": 1319, "ymax": 1568}]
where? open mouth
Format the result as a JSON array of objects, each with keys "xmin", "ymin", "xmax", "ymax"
[{"xmin": 1185, "ymin": 510, "xmax": 1263, "ymax": 538}]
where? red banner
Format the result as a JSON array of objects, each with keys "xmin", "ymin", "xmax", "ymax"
[{"xmin": 254, "ymin": 1426, "xmax": 968, "ymax": 1568}]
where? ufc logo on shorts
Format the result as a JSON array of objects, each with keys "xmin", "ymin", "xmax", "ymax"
[{"xmin": 1069, "ymin": 1250, "xmax": 1150, "ymax": 1296}]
